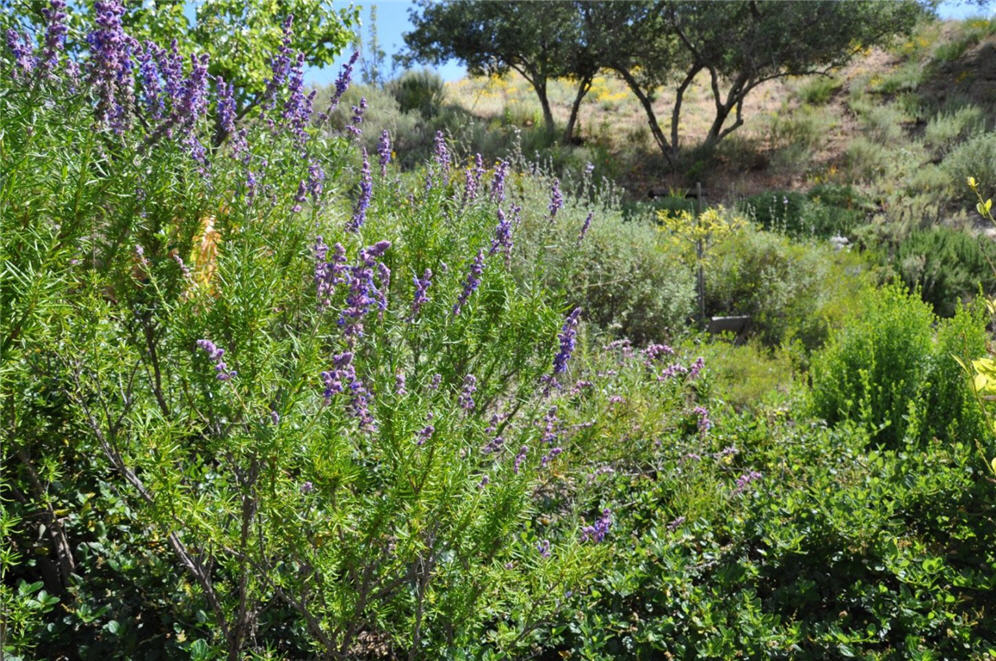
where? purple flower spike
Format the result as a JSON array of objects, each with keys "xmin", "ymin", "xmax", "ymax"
[
  {"xmin": 537, "ymin": 539, "xmax": 551, "ymax": 558},
  {"xmin": 458, "ymin": 374, "xmax": 477, "ymax": 411},
  {"xmin": 490, "ymin": 159, "xmax": 509, "ymax": 203},
  {"xmin": 196, "ymin": 339, "xmax": 237, "ymax": 381},
  {"xmin": 378, "ymin": 130, "xmax": 391, "ymax": 176},
  {"xmin": 732, "ymin": 470, "xmax": 762, "ymax": 496},
  {"xmin": 325, "ymin": 50, "xmax": 358, "ymax": 114},
  {"xmin": 433, "ymin": 131, "xmax": 451, "ymax": 182},
  {"xmin": 347, "ymin": 150, "xmax": 373, "ymax": 232},
  {"xmin": 87, "ymin": 0, "xmax": 138, "ymax": 133},
  {"xmin": 41, "ymin": 0, "xmax": 69, "ymax": 77},
  {"xmin": 548, "ymin": 178, "xmax": 563, "ymax": 219},
  {"xmin": 6, "ymin": 29, "xmax": 36, "ymax": 80},
  {"xmin": 411, "ymin": 268, "xmax": 432, "ymax": 319},
  {"xmin": 693, "ymin": 406, "xmax": 712, "ymax": 433},
  {"xmin": 513, "ymin": 445, "xmax": 529, "ymax": 474},
  {"xmin": 346, "ymin": 97, "xmax": 366, "ymax": 137},
  {"xmin": 416, "ymin": 423, "xmax": 434, "ymax": 446},
  {"xmin": 453, "ymin": 250, "xmax": 485, "ymax": 316},
  {"xmin": 553, "ymin": 308, "xmax": 582, "ymax": 375},
  {"xmin": 580, "ymin": 509, "xmax": 612, "ymax": 543},
  {"xmin": 301, "ymin": 481, "xmax": 314, "ymax": 494},
  {"xmin": 579, "ymin": 211, "xmax": 593, "ymax": 242}
]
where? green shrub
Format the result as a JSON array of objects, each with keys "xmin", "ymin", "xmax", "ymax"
[
  {"xmin": 705, "ymin": 227, "xmax": 875, "ymax": 350},
  {"xmin": 923, "ymin": 105, "xmax": 986, "ymax": 156},
  {"xmin": 810, "ymin": 284, "xmax": 987, "ymax": 448},
  {"xmin": 895, "ymin": 226, "xmax": 996, "ymax": 317},
  {"xmin": 940, "ymin": 131, "xmax": 996, "ymax": 204},
  {"xmin": 796, "ymin": 75, "xmax": 843, "ymax": 105},
  {"xmin": 738, "ymin": 189, "xmax": 865, "ymax": 239},
  {"xmin": 388, "ymin": 68, "xmax": 446, "ymax": 118}
]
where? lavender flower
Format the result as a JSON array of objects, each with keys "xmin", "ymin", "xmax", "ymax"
[
  {"xmin": 541, "ymin": 407, "xmax": 559, "ymax": 445},
  {"xmin": 338, "ymin": 240, "xmax": 391, "ymax": 339},
  {"xmin": 433, "ymin": 131, "xmax": 450, "ymax": 181},
  {"xmin": 513, "ymin": 445, "xmax": 529, "ymax": 474},
  {"xmin": 87, "ymin": 0, "xmax": 137, "ymax": 133},
  {"xmin": 321, "ymin": 351, "xmax": 374, "ymax": 428},
  {"xmin": 40, "ymin": 0, "xmax": 68, "ymax": 77},
  {"xmin": 477, "ymin": 474, "xmax": 490, "ymax": 489},
  {"xmin": 313, "ymin": 236, "xmax": 348, "ymax": 309},
  {"xmin": 325, "ymin": 50, "xmax": 358, "ymax": 114},
  {"xmin": 377, "ymin": 130, "xmax": 391, "ymax": 176},
  {"xmin": 490, "ymin": 159, "xmax": 509, "ymax": 203},
  {"xmin": 6, "ymin": 29, "xmax": 36, "ymax": 79},
  {"xmin": 270, "ymin": 410, "xmax": 280, "ymax": 425},
  {"xmin": 262, "ymin": 15, "xmax": 294, "ymax": 109},
  {"xmin": 732, "ymin": 470, "xmax": 762, "ymax": 495},
  {"xmin": 347, "ymin": 150, "xmax": 372, "ymax": 232},
  {"xmin": 666, "ymin": 516, "xmax": 686, "ymax": 532},
  {"xmin": 688, "ymin": 356, "xmax": 705, "ymax": 379},
  {"xmin": 307, "ymin": 160, "xmax": 325, "ymax": 203},
  {"xmin": 138, "ymin": 44, "xmax": 165, "ymax": 119},
  {"xmin": 693, "ymin": 406, "xmax": 712, "ymax": 433},
  {"xmin": 537, "ymin": 539, "xmax": 551, "ymax": 558},
  {"xmin": 553, "ymin": 308, "xmax": 582, "ymax": 375},
  {"xmin": 429, "ymin": 374, "xmax": 442, "ymax": 390},
  {"xmin": 540, "ymin": 447, "xmax": 563, "ymax": 467},
  {"xmin": 395, "ymin": 371, "xmax": 407, "ymax": 396},
  {"xmin": 481, "ymin": 435, "xmax": 504, "ymax": 454},
  {"xmin": 301, "ymin": 481, "xmax": 314, "ymax": 494},
  {"xmin": 346, "ymin": 97, "xmax": 366, "ymax": 137},
  {"xmin": 416, "ymin": 424, "xmax": 434, "ymax": 446},
  {"xmin": 580, "ymin": 509, "xmax": 612, "ymax": 543},
  {"xmin": 489, "ymin": 207, "xmax": 515, "ymax": 263},
  {"xmin": 452, "ymin": 250, "xmax": 485, "ymax": 316},
  {"xmin": 548, "ymin": 178, "xmax": 563, "ymax": 219},
  {"xmin": 458, "ymin": 374, "xmax": 477, "ymax": 411},
  {"xmin": 462, "ymin": 153, "xmax": 485, "ymax": 205},
  {"xmin": 292, "ymin": 180, "xmax": 307, "ymax": 214},
  {"xmin": 196, "ymin": 339, "xmax": 236, "ymax": 381},
  {"xmin": 411, "ymin": 268, "xmax": 432, "ymax": 318},
  {"xmin": 579, "ymin": 211, "xmax": 593, "ymax": 242},
  {"xmin": 643, "ymin": 343, "xmax": 675, "ymax": 366},
  {"xmin": 283, "ymin": 52, "xmax": 313, "ymax": 142}
]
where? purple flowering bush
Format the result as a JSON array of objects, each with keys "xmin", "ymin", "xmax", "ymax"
[{"xmin": 0, "ymin": 5, "xmax": 715, "ymax": 658}]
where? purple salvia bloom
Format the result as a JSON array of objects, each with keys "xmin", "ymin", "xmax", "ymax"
[
  {"xmin": 196, "ymin": 339, "xmax": 237, "ymax": 381},
  {"xmin": 307, "ymin": 160, "xmax": 325, "ymax": 203},
  {"xmin": 537, "ymin": 539, "xmax": 551, "ymax": 558},
  {"xmin": 579, "ymin": 211, "xmax": 593, "ymax": 242},
  {"xmin": 313, "ymin": 237, "xmax": 348, "ymax": 309},
  {"xmin": 292, "ymin": 180, "xmax": 307, "ymax": 214},
  {"xmin": 377, "ymin": 130, "xmax": 391, "ymax": 176},
  {"xmin": 322, "ymin": 352, "xmax": 374, "ymax": 428},
  {"xmin": 6, "ymin": 29, "xmax": 36, "ymax": 79},
  {"xmin": 347, "ymin": 150, "xmax": 372, "ymax": 232},
  {"xmin": 552, "ymin": 308, "xmax": 582, "ymax": 375},
  {"xmin": 395, "ymin": 371, "xmax": 407, "ymax": 396},
  {"xmin": 301, "ymin": 481, "xmax": 314, "ymax": 494},
  {"xmin": 433, "ymin": 131, "xmax": 451, "ymax": 182},
  {"xmin": 138, "ymin": 43, "xmax": 165, "ymax": 119},
  {"xmin": 692, "ymin": 406, "xmax": 712, "ymax": 433},
  {"xmin": 548, "ymin": 178, "xmax": 563, "ymax": 219},
  {"xmin": 338, "ymin": 241, "xmax": 391, "ymax": 339},
  {"xmin": 481, "ymin": 435, "xmax": 504, "ymax": 454},
  {"xmin": 477, "ymin": 475, "xmax": 490, "ymax": 489},
  {"xmin": 283, "ymin": 52, "xmax": 313, "ymax": 143},
  {"xmin": 643, "ymin": 343, "xmax": 675, "ymax": 366},
  {"xmin": 411, "ymin": 268, "xmax": 432, "ymax": 319},
  {"xmin": 40, "ymin": 0, "xmax": 68, "ymax": 77},
  {"xmin": 458, "ymin": 374, "xmax": 477, "ymax": 411},
  {"xmin": 540, "ymin": 446, "xmax": 563, "ymax": 467},
  {"xmin": 87, "ymin": 0, "xmax": 137, "ymax": 133},
  {"xmin": 489, "ymin": 208, "xmax": 514, "ymax": 260},
  {"xmin": 452, "ymin": 250, "xmax": 485, "ymax": 316},
  {"xmin": 688, "ymin": 356, "xmax": 705, "ymax": 379},
  {"xmin": 429, "ymin": 373, "xmax": 441, "ymax": 390},
  {"xmin": 325, "ymin": 50, "xmax": 358, "ymax": 114},
  {"xmin": 346, "ymin": 97, "xmax": 366, "ymax": 137},
  {"xmin": 263, "ymin": 14, "xmax": 294, "ymax": 109},
  {"xmin": 270, "ymin": 410, "xmax": 280, "ymax": 425},
  {"xmin": 580, "ymin": 509, "xmax": 612, "ymax": 543},
  {"xmin": 667, "ymin": 516, "xmax": 685, "ymax": 532},
  {"xmin": 462, "ymin": 153, "xmax": 485, "ymax": 204},
  {"xmin": 157, "ymin": 40, "xmax": 184, "ymax": 107},
  {"xmin": 416, "ymin": 423, "xmax": 434, "ymax": 446},
  {"xmin": 732, "ymin": 470, "xmax": 762, "ymax": 496},
  {"xmin": 513, "ymin": 445, "xmax": 529, "ymax": 474},
  {"xmin": 658, "ymin": 363, "xmax": 688, "ymax": 381},
  {"xmin": 490, "ymin": 159, "xmax": 509, "ymax": 203},
  {"xmin": 215, "ymin": 75, "xmax": 238, "ymax": 140}
]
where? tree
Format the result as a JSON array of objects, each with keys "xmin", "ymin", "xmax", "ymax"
[
  {"xmin": 2, "ymin": 0, "xmax": 358, "ymax": 118},
  {"xmin": 585, "ymin": 0, "xmax": 922, "ymax": 167},
  {"xmin": 403, "ymin": 0, "xmax": 595, "ymax": 143}
]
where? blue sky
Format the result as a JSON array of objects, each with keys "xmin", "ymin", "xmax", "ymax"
[{"xmin": 304, "ymin": 0, "xmax": 996, "ymax": 88}]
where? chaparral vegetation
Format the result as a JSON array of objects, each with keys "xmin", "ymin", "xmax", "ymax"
[{"xmin": 3, "ymin": 1, "xmax": 996, "ymax": 659}]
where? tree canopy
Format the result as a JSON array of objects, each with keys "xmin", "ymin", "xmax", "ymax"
[{"xmin": 404, "ymin": 0, "xmax": 923, "ymax": 165}]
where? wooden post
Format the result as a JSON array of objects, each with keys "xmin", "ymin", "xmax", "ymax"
[{"xmin": 696, "ymin": 182, "xmax": 704, "ymax": 324}]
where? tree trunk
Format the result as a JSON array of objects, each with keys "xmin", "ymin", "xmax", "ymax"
[
  {"xmin": 562, "ymin": 74, "xmax": 593, "ymax": 144},
  {"xmin": 536, "ymin": 78, "xmax": 555, "ymax": 135},
  {"xmin": 614, "ymin": 67, "xmax": 674, "ymax": 168}
]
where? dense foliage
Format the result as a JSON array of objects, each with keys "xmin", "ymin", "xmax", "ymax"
[{"xmin": 3, "ymin": 3, "xmax": 996, "ymax": 660}]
